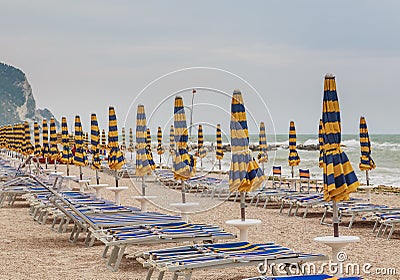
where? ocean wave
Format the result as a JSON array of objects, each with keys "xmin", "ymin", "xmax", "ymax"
[{"xmin": 302, "ymin": 138, "xmax": 319, "ymax": 146}]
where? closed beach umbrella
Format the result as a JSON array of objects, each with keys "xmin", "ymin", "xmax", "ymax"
[
  {"xmin": 33, "ymin": 122, "xmax": 42, "ymax": 158},
  {"xmin": 216, "ymin": 124, "xmax": 224, "ymax": 170},
  {"xmin": 318, "ymin": 119, "xmax": 324, "ymax": 168},
  {"xmin": 16, "ymin": 123, "xmax": 23, "ymax": 155},
  {"xmin": 90, "ymin": 113, "xmax": 101, "ymax": 184},
  {"xmin": 128, "ymin": 127, "xmax": 134, "ymax": 159},
  {"xmin": 169, "ymin": 125, "xmax": 175, "ymax": 167},
  {"xmin": 257, "ymin": 122, "xmax": 268, "ymax": 170},
  {"xmin": 229, "ymin": 90, "xmax": 266, "ymax": 221},
  {"xmin": 146, "ymin": 128, "xmax": 156, "ymax": 170},
  {"xmin": 359, "ymin": 116, "xmax": 376, "ymax": 186},
  {"xmin": 84, "ymin": 132, "xmax": 89, "ymax": 151},
  {"xmin": 196, "ymin": 124, "xmax": 207, "ymax": 171},
  {"xmin": 60, "ymin": 117, "xmax": 73, "ymax": 175},
  {"xmin": 108, "ymin": 106, "xmax": 125, "ymax": 186},
  {"xmin": 74, "ymin": 115, "xmax": 88, "ymax": 180},
  {"xmin": 173, "ymin": 96, "xmax": 196, "ymax": 203},
  {"xmin": 321, "ymin": 74, "xmax": 359, "ymax": 237},
  {"xmin": 23, "ymin": 121, "xmax": 34, "ymax": 157},
  {"xmin": 121, "ymin": 127, "xmax": 126, "ymax": 152},
  {"xmin": 157, "ymin": 126, "xmax": 164, "ymax": 168},
  {"xmin": 101, "ymin": 129, "xmax": 107, "ymax": 156},
  {"xmin": 50, "ymin": 118, "xmax": 60, "ymax": 170},
  {"xmin": 135, "ymin": 105, "xmax": 152, "ymax": 180},
  {"xmin": 42, "ymin": 119, "xmax": 50, "ymax": 168},
  {"xmin": 288, "ymin": 121, "xmax": 300, "ymax": 178}
]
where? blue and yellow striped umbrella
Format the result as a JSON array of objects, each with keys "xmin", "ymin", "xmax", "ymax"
[
  {"xmin": 42, "ymin": 119, "xmax": 50, "ymax": 159},
  {"xmin": 146, "ymin": 128, "xmax": 156, "ymax": 170},
  {"xmin": 121, "ymin": 127, "xmax": 126, "ymax": 151},
  {"xmin": 288, "ymin": 121, "xmax": 300, "ymax": 170},
  {"xmin": 157, "ymin": 126, "xmax": 164, "ymax": 155},
  {"xmin": 359, "ymin": 116, "xmax": 375, "ymax": 185},
  {"xmin": 135, "ymin": 104, "xmax": 153, "ymax": 176},
  {"xmin": 173, "ymin": 96, "xmax": 196, "ymax": 181},
  {"xmin": 33, "ymin": 122, "xmax": 42, "ymax": 158},
  {"xmin": 84, "ymin": 132, "xmax": 89, "ymax": 151},
  {"xmin": 196, "ymin": 124, "xmax": 207, "ymax": 158},
  {"xmin": 101, "ymin": 129, "xmax": 107, "ymax": 155},
  {"xmin": 73, "ymin": 115, "xmax": 88, "ymax": 167},
  {"xmin": 23, "ymin": 121, "xmax": 34, "ymax": 156},
  {"xmin": 229, "ymin": 90, "xmax": 266, "ymax": 220},
  {"xmin": 128, "ymin": 127, "xmax": 134, "ymax": 153},
  {"xmin": 108, "ymin": 106, "xmax": 125, "ymax": 171},
  {"xmin": 318, "ymin": 119, "xmax": 324, "ymax": 168},
  {"xmin": 60, "ymin": 117, "xmax": 73, "ymax": 165},
  {"xmin": 90, "ymin": 113, "xmax": 101, "ymax": 170},
  {"xmin": 49, "ymin": 118, "xmax": 60, "ymax": 161},
  {"xmin": 169, "ymin": 125, "xmax": 175, "ymax": 152},
  {"xmin": 257, "ymin": 122, "xmax": 268, "ymax": 164},
  {"xmin": 216, "ymin": 124, "xmax": 224, "ymax": 160}
]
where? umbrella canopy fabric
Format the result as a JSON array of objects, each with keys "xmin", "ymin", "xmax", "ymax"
[
  {"xmin": 321, "ymin": 75, "xmax": 359, "ymax": 202},
  {"xmin": 288, "ymin": 121, "xmax": 300, "ymax": 167},
  {"xmin": 101, "ymin": 129, "xmax": 107, "ymax": 155},
  {"xmin": 23, "ymin": 121, "xmax": 34, "ymax": 156},
  {"xmin": 42, "ymin": 119, "xmax": 50, "ymax": 159},
  {"xmin": 49, "ymin": 118, "xmax": 60, "ymax": 161},
  {"xmin": 73, "ymin": 115, "xmax": 88, "ymax": 167},
  {"xmin": 60, "ymin": 117, "xmax": 73, "ymax": 164},
  {"xmin": 108, "ymin": 106, "xmax": 125, "ymax": 170},
  {"xmin": 90, "ymin": 113, "xmax": 101, "ymax": 170},
  {"xmin": 216, "ymin": 124, "xmax": 224, "ymax": 160},
  {"xmin": 16, "ymin": 123, "xmax": 24, "ymax": 154},
  {"xmin": 318, "ymin": 119, "xmax": 324, "ymax": 168},
  {"xmin": 128, "ymin": 127, "xmax": 134, "ymax": 152},
  {"xmin": 33, "ymin": 122, "xmax": 42, "ymax": 158},
  {"xmin": 229, "ymin": 90, "xmax": 266, "ymax": 193},
  {"xmin": 146, "ymin": 128, "xmax": 156, "ymax": 169},
  {"xmin": 135, "ymin": 104, "xmax": 153, "ymax": 176},
  {"xmin": 157, "ymin": 126, "xmax": 164, "ymax": 155},
  {"xmin": 257, "ymin": 122, "xmax": 268, "ymax": 163},
  {"xmin": 196, "ymin": 124, "xmax": 207, "ymax": 158},
  {"xmin": 121, "ymin": 127, "xmax": 126, "ymax": 151},
  {"xmin": 359, "ymin": 116, "xmax": 376, "ymax": 171},
  {"xmin": 169, "ymin": 125, "xmax": 175, "ymax": 152},
  {"xmin": 173, "ymin": 96, "xmax": 196, "ymax": 180}
]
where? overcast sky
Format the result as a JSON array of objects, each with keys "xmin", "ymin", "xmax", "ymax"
[{"xmin": 2, "ymin": 0, "xmax": 399, "ymax": 136}]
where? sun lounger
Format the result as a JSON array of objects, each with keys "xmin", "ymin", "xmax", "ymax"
[{"xmin": 135, "ymin": 241, "xmax": 328, "ymax": 280}]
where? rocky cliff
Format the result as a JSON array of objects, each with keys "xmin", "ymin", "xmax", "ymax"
[{"xmin": 0, "ymin": 62, "xmax": 59, "ymax": 127}]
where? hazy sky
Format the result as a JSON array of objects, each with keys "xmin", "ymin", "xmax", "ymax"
[{"xmin": 2, "ymin": 0, "xmax": 399, "ymax": 136}]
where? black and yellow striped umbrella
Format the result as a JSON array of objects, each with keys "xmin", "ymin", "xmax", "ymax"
[
  {"xmin": 173, "ymin": 96, "xmax": 196, "ymax": 181},
  {"xmin": 101, "ymin": 129, "xmax": 107, "ymax": 155},
  {"xmin": 288, "ymin": 121, "xmax": 300, "ymax": 167},
  {"xmin": 196, "ymin": 124, "xmax": 207, "ymax": 158},
  {"xmin": 169, "ymin": 125, "xmax": 175, "ymax": 152},
  {"xmin": 107, "ymin": 106, "xmax": 125, "ymax": 171},
  {"xmin": 257, "ymin": 122, "xmax": 268, "ymax": 164},
  {"xmin": 121, "ymin": 127, "xmax": 126, "ymax": 151},
  {"xmin": 90, "ymin": 113, "xmax": 101, "ymax": 170},
  {"xmin": 16, "ymin": 123, "xmax": 24, "ymax": 154},
  {"xmin": 135, "ymin": 104, "xmax": 153, "ymax": 176},
  {"xmin": 23, "ymin": 121, "xmax": 34, "ymax": 156},
  {"xmin": 128, "ymin": 127, "xmax": 134, "ymax": 152},
  {"xmin": 5, "ymin": 125, "xmax": 12, "ymax": 151},
  {"xmin": 42, "ymin": 119, "xmax": 50, "ymax": 159},
  {"xmin": 49, "ymin": 118, "xmax": 60, "ymax": 161},
  {"xmin": 216, "ymin": 124, "xmax": 224, "ymax": 161},
  {"xmin": 318, "ymin": 119, "xmax": 324, "ymax": 168},
  {"xmin": 84, "ymin": 132, "xmax": 89, "ymax": 151},
  {"xmin": 33, "ymin": 122, "xmax": 42, "ymax": 158},
  {"xmin": 359, "ymin": 116, "xmax": 375, "ymax": 186},
  {"xmin": 0, "ymin": 126, "xmax": 4, "ymax": 149},
  {"xmin": 157, "ymin": 126, "xmax": 164, "ymax": 155},
  {"xmin": 73, "ymin": 115, "xmax": 88, "ymax": 167},
  {"xmin": 321, "ymin": 75, "xmax": 359, "ymax": 203},
  {"xmin": 146, "ymin": 128, "xmax": 156, "ymax": 169},
  {"xmin": 60, "ymin": 117, "xmax": 73, "ymax": 165},
  {"xmin": 229, "ymin": 90, "xmax": 266, "ymax": 193}
]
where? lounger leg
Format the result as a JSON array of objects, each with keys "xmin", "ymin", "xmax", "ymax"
[
  {"xmin": 51, "ymin": 215, "xmax": 59, "ymax": 230},
  {"xmin": 288, "ymin": 203, "xmax": 294, "ymax": 216},
  {"xmin": 388, "ymin": 225, "xmax": 395, "ymax": 240},
  {"xmin": 303, "ymin": 207, "xmax": 309, "ymax": 219},
  {"xmin": 348, "ymin": 214, "xmax": 355, "ymax": 229},
  {"xmin": 58, "ymin": 217, "xmax": 66, "ymax": 233},
  {"xmin": 184, "ymin": 272, "xmax": 192, "ymax": 280},
  {"xmin": 145, "ymin": 268, "xmax": 154, "ymax": 280},
  {"xmin": 372, "ymin": 220, "xmax": 379, "ymax": 232},
  {"xmin": 84, "ymin": 231, "xmax": 92, "ymax": 247},
  {"xmin": 69, "ymin": 224, "xmax": 78, "ymax": 241},
  {"xmin": 294, "ymin": 205, "xmax": 300, "ymax": 216},
  {"xmin": 88, "ymin": 236, "xmax": 96, "ymax": 247},
  {"xmin": 320, "ymin": 209, "xmax": 327, "ymax": 225},
  {"xmin": 62, "ymin": 218, "xmax": 71, "ymax": 233},
  {"xmin": 102, "ymin": 246, "xmax": 110, "ymax": 258},
  {"xmin": 157, "ymin": 270, "xmax": 165, "ymax": 280},
  {"xmin": 263, "ymin": 198, "xmax": 268, "ymax": 209},
  {"xmin": 172, "ymin": 273, "xmax": 179, "ymax": 280},
  {"xmin": 279, "ymin": 201, "xmax": 285, "ymax": 214},
  {"xmin": 376, "ymin": 223, "xmax": 384, "ymax": 237},
  {"xmin": 112, "ymin": 246, "xmax": 126, "ymax": 272}
]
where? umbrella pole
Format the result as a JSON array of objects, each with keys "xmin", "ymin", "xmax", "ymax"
[
  {"xmin": 79, "ymin": 166, "xmax": 83, "ymax": 180},
  {"xmin": 332, "ymin": 200, "xmax": 339, "ymax": 237},
  {"xmin": 142, "ymin": 176, "xmax": 146, "ymax": 196},
  {"xmin": 54, "ymin": 159, "xmax": 57, "ymax": 172},
  {"xmin": 66, "ymin": 162, "xmax": 70, "ymax": 176},
  {"xmin": 181, "ymin": 180, "xmax": 186, "ymax": 203},
  {"xmin": 240, "ymin": 192, "xmax": 246, "ymax": 221},
  {"xmin": 96, "ymin": 169, "xmax": 100, "ymax": 184},
  {"xmin": 45, "ymin": 157, "xmax": 48, "ymax": 169},
  {"xmin": 200, "ymin": 158, "xmax": 203, "ymax": 172},
  {"xmin": 291, "ymin": 166, "xmax": 294, "ymax": 178},
  {"xmin": 366, "ymin": 170, "xmax": 370, "ymax": 186},
  {"xmin": 219, "ymin": 159, "xmax": 221, "ymax": 171},
  {"xmin": 159, "ymin": 155, "xmax": 162, "ymax": 169},
  {"xmin": 115, "ymin": 170, "xmax": 119, "ymax": 187}
]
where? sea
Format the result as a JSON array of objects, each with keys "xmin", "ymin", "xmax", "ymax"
[{"xmin": 139, "ymin": 134, "xmax": 400, "ymax": 188}]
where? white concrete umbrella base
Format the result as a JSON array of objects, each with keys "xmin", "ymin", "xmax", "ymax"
[
  {"xmin": 88, "ymin": 184, "xmax": 109, "ymax": 199},
  {"xmin": 106, "ymin": 186, "xmax": 129, "ymax": 205},
  {"xmin": 170, "ymin": 202, "xmax": 199, "ymax": 223},
  {"xmin": 225, "ymin": 219, "xmax": 262, "ymax": 242},
  {"xmin": 132, "ymin": 196, "xmax": 157, "ymax": 212}
]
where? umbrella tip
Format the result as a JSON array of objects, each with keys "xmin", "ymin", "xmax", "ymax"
[
  {"xmin": 325, "ymin": 73, "xmax": 335, "ymax": 78},
  {"xmin": 233, "ymin": 89, "xmax": 241, "ymax": 94}
]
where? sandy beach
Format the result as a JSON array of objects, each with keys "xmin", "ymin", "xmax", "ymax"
[{"xmin": 1, "ymin": 163, "xmax": 399, "ymax": 280}]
